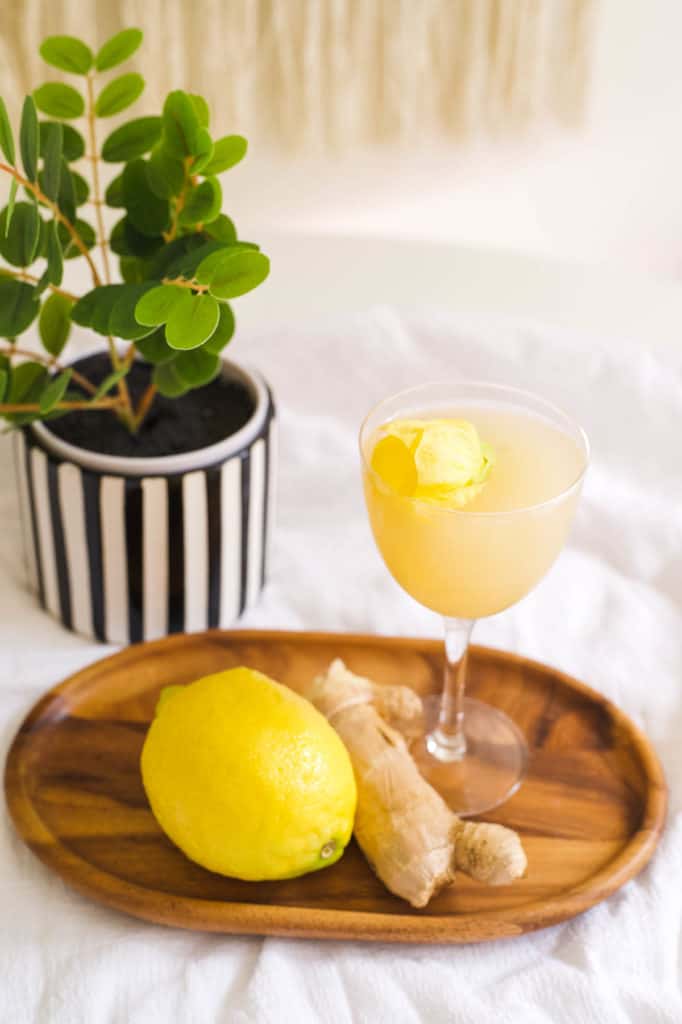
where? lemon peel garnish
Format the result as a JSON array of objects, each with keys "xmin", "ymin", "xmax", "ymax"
[
  {"xmin": 370, "ymin": 435, "xmax": 418, "ymax": 496},
  {"xmin": 371, "ymin": 418, "xmax": 494, "ymax": 508}
]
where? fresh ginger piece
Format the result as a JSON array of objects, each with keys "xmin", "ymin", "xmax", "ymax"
[{"xmin": 306, "ymin": 660, "xmax": 527, "ymax": 908}]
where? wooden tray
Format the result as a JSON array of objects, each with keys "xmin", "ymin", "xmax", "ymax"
[{"xmin": 4, "ymin": 630, "xmax": 667, "ymax": 944}]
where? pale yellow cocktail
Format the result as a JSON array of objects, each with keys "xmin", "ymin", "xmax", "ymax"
[
  {"xmin": 359, "ymin": 381, "xmax": 588, "ymax": 815},
  {"xmin": 363, "ymin": 405, "xmax": 585, "ymax": 619}
]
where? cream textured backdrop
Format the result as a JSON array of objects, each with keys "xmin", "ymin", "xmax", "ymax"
[
  {"xmin": 3, "ymin": 0, "xmax": 680, "ymax": 283},
  {"xmin": 0, "ymin": 0, "xmax": 595, "ymax": 148}
]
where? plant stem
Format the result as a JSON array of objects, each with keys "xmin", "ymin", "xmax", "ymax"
[
  {"xmin": 85, "ymin": 73, "xmax": 111, "ymax": 285},
  {"xmin": 0, "ymin": 162, "xmax": 101, "ymax": 286},
  {"xmin": 132, "ymin": 381, "xmax": 157, "ymax": 432},
  {"xmin": 0, "ymin": 344, "xmax": 98, "ymax": 396},
  {"xmin": 122, "ymin": 343, "xmax": 137, "ymax": 369},
  {"xmin": 111, "ymin": 341, "xmax": 138, "ymax": 430},
  {"xmin": 2, "ymin": 268, "xmax": 78, "ymax": 303},
  {"xmin": 83, "ymin": 73, "xmax": 133, "ymax": 427},
  {"xmin": 162, "ymin": 275, "xmax": 209, "ymax": 292},
  {"xmin": 164, "ymin": 157, "xmax": 192, "ymax": 242},
  {"xmin": 0, "ymin": 398, "xmax": 121, "ymax": 413}
]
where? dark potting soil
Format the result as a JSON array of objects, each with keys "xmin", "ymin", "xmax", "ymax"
[{"xmin": 45, "ymin": 353, "xmax": 256, "ymax": 459}]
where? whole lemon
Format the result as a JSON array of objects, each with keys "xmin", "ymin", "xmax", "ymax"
[{"xmin": 140, "ymin": 667, "xmax": 357, "ymax": 880}]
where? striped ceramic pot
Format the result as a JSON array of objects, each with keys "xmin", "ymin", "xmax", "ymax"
[{"xmin": 13, "ymin": 361, "xmax": 276, "ymax": 645}]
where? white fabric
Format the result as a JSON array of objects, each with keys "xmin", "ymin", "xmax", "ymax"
[{"xmin": 2, "ymin": 308, "xmax": 681, "ymax": 1023}]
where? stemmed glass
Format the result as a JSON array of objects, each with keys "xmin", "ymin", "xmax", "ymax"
[{"xmin": 360, "ymin": 381, "xmax": 588, "ymax": 815}]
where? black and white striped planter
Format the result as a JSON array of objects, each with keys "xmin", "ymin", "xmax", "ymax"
[{"xmin": 14, "ymin": 361, "xmax": 276, "ymax": 645}]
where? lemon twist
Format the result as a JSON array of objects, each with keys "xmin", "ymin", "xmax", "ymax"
[{"xmin": 370, "ymin": 417, "xmax": 494, "ymax": 508}]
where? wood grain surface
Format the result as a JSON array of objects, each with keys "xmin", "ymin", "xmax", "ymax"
[{"xmin": 4, "ymin": 630, "xmax": 667, "ymax": 944}]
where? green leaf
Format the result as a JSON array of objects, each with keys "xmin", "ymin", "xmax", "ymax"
[
  {"xmin": 119, "ymin": 256, "xmax": 150, "ymax": 284},
  {"xmin": 71, "ymin": 170, "xmax": 89, "ymax": 206},
  {"xmin": 105, "ymin": 173, "xmax": 124, "ymax": 207},
  {"xmin": 147, "ymin": 234, "xmax": 215, "ymax": 278},
  {"xmin": 34, "ymin": 83, "xmax": 84, "ymax": 119},
  {"xmin": 39, "ymin": 292, "xmax": 72, "ymax": 355},
  {"xmin": 207, "ymin": 250, "xmax": 270, "ymax": 299},
  {"xmin": 136, "ymin": 327, "xmax": 176, "ymax": 365},
  {"xmin": 0, "ymin": 97, "xmax": 15, "ymax": 164},
  {"xmin": 109, "ymin": 283, "xmax": 156, "ymax": 340},
  {"xmin": 46, "ymin": 220, "xmax": 64, "ymax": 285},
  {"xmin": 34, "ymin": 269, "xmax": 51, "ymax": 298},
  {"xmin": 162, "ymin": 90, "xmax": 200, "ymax": 159},
  {"xmin": 150, "ymin": 362, "xmax": 188, "ymax": 397},
  {"xmin": 8, "ymin": 361, "xmax": 47, "ymax": 402},
  {"xmin": 189, "ymin": 129, "xmax": 213, "ymax": 174},
  {"xmin": 152, "ymin": 360, "xmax": 189, "ymax": 397},
  {"xmin": 201, "ymin": 135, "xmax": 247, "ymax": 175},
  {"xmin": 0, "ymin": 280, "xmax": 40, "ymax": 336},
  {"xmin": 41, "ymin": 121, "xmax": 62, "ymax": 200},
  {"xmin": 203, "ymin": 302, "xmax": 235, "ymax": 354},
  {"xmin": 195, "ymin": 246, "xmax": 238, "ymax": 284},
  {"xmin": 39, "ymin": 36, "xmax": 93, "ymax": 75},
  {"xmin": 124, "ymin": 221, "xmax": 163, "ymax": 260},
  {"xmin": 188, "ymin": 94, "xmax": 210, "ymax": 128},
  {"xmin": 121, "ymin": 158, "xmax": 170, "ymax": 236},
  {"xmin": 101, "ymin": 116, "xmax": 161, "ymax": 162},
  {"xmin": 38, "ymin": 402, "xmax": 74, "ymax": 424},
  {"xmin": 95, "ymin": 72, "xmax": 144, "ymax": 117},
  {"xmin": 135, "ymin": 284, "xmax": 184, "ymax": 326},
  {"xmin": 205, "ymin": 213, "xmax": 236, "ymax": 244},
  {"xmin": 69, "ymin": 286, "xmax": 101, "ymax": 327},
  {"xmin": 109, "ymin": 217, "xmax": 129, "ymax": 255},
  {"xmin": 109, "ymin": 216, "xmax": 163, "ymax": 260},
  {"xmin": 92, "ymin": 287, "xmax": 125, "ymax": 334},
  {"xmin": 92, "ymin": 367, "xmax": 128, "ymax": 400},
  {"xmin": 40, "ymin": 121, "xmax": 84, "ymax": 161},
  {"xmin": 39, "ymin": 369, "xmax": 72, "ymax": 413},
  {"xmin": 20, "ymin": 97, "xmax": 39, "ymax": 182},
  {"xmin": 146, "ymin": 145, "xmax": 184, "ymax": 198},
  {"xmin": 88, "ymin": 286, "xmax": 125, "ymax": 333},
  {"xmin": 56, "ymin": 159, "xmax": 76, "ymax": 221},
  {"xmin": 179, "ymin": 177, "xmax": 221, "ymax": 227},
  {"xmin": 95, "ymin": 28, "xmax": 143, "ymax": 72},
  {"xmin": 57, "ymin": 217, "xmax": 95, "ymax": 258},
  {"xmin": 0, "ymin": 358, "xmax": 12, "ymax": 408},
  {"xmin": 35, "ymin": 217, "xmax": 49, "ymax": 258},
  {"xmin": 162, "ymin": 239, "xmax": 226, "ymax": 279},
  {"xmin": 71, "ymin": 284, "xmax": 122, "ymax": 334},
  {"xmin": 6, "ymin": 180, "xmax": 18, "ymax": 236},
  {"xmin": 165, "ymin": 291, "xmax": 219, "ymax": 350},
  {"xmin": 173, "ymin": 348, "xmax": 220, "ymax": 389},
  {"xmin": 0, "ymin": 202, "xmax": 41, "ymax": 266}
]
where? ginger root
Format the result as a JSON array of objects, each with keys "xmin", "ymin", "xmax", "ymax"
[{"xmin": 306, "ymin": 659, "xmax": 527, "ymax": 908}]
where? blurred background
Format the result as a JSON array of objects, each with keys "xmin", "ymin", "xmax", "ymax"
[{"xmin": 2, "ymin": 0, "xmax": 681, "ymax": 315}]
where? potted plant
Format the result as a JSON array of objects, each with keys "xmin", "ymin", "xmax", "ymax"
[{"xmin": 0, "ymin": 28, "xmax": 275, "ymax": 644}]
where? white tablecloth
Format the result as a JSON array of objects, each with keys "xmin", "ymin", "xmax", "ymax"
[{"xmin": 2, "ymin": 308, "xmax": 681, "ymax": 1024}]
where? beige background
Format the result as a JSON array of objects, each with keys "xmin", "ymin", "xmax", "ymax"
[
  {"xmin": 1, "ymin": 0, "xmax": 681, "ymax": 281},
  {"xmin": 0, "ymin": 0, "xmax": 593, "ymax": 144}
]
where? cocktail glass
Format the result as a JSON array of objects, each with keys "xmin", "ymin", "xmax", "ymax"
[{"xmin": 360, "ymin": 381, "xmax": 589, "ymax": 815}]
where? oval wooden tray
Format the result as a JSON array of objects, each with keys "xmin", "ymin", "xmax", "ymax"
[{"xmin": 4, "ymin": 630, "xmax": 667, "ymax": 944}]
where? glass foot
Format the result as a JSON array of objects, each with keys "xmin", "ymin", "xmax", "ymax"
[{"xmin": 411, "ymin": 697, "xmax": 528, "ymax": 816}]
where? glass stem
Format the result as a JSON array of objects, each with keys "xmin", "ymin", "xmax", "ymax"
[{"xmin": 426, "ymin": 616, "xmax": 475, "ymax": 762}]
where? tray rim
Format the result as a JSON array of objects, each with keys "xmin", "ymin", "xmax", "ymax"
[{"xmin": 4, "ymin": 629, "xmax": 668, "ymax": 944}]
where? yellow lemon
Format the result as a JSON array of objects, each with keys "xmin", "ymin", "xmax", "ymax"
[{"xmin": 141, "ymin": 667, "xmax": 357, "ymax": 881}]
